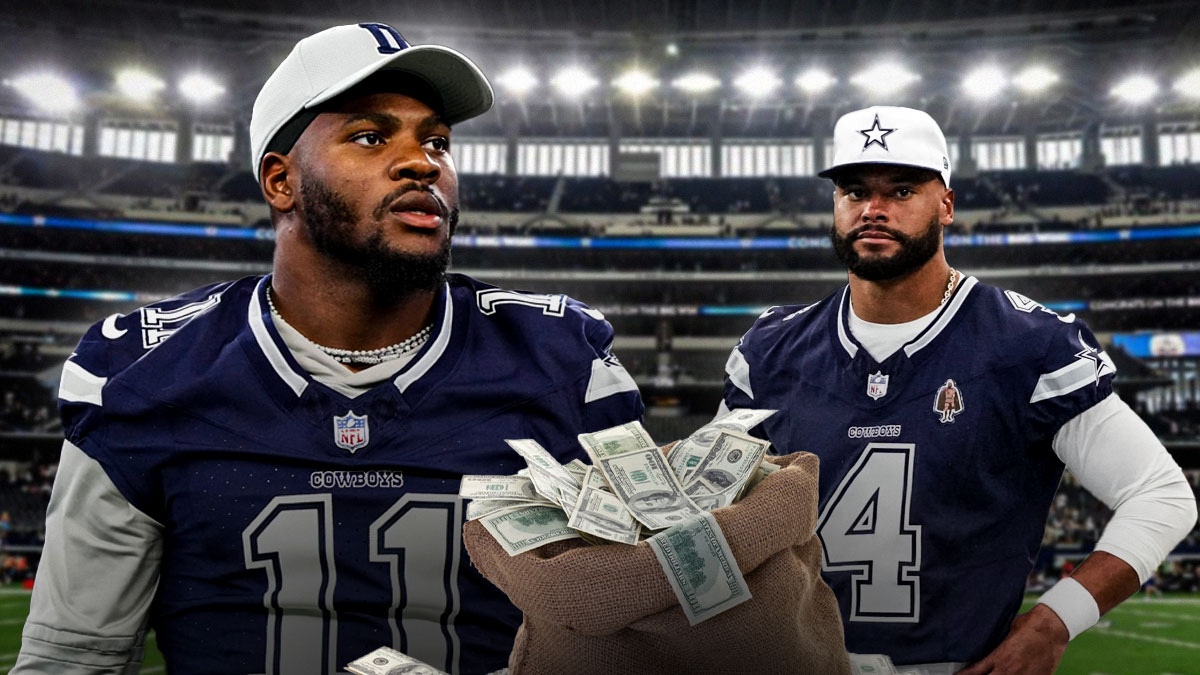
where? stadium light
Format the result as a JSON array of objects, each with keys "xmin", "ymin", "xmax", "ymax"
[
  {"xmin": 497, "ymin": 67, "xmax": 538, "ymax": 96},
  {"xmin": 551, "ymin": 66, "xmax": 598, "ymax": 99},
  {"xmin": 7, "ymin": 72, "xmax": 79, "ymax": 113},
  {"xmin": 1012, "ymin": 65, "xmax": 1059, "ymax": 94},
  {"xmin": 613, "ymin": 69, "xmax": 660, "ymax": 97},
  {"xmin": 962, "ymin": 66, "xmax": 1007, "ymax": 101},
  {"xmin": 1110, "ymin": 74, "xmax": 1159, "ymax": 104},
  {"xmin": 795, "ymin": 68, "xmax": 836, "ymax": 95},
  {"xmin": 178, "ymin": 73, "xmax": 225, "ymax": 105},
  {"xmin": 734, "ymin": 66, "xmax": 782, "ymax": 99},
  {"xmin": 116, "ymin": 68, "xmax": 165, "ymax": 103},
  {"xmin": 850, "ymin": 62, "xmax": 919, "ymax": 96},
  {"xmin": 1172, "ymin": 68, "xmax": 1200, "ymax": 100},
  {"xmin": 672, "ymin": 72, "xmax": 720, "ymax": 94}
]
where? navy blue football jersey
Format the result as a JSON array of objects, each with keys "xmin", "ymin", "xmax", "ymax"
[
  {"xmin": 58, "ymin": 273, "xmax": 644, "ymax": 675},
  {"xmin": 723, "ymin": 276, "xmax": 1115, "ymax": 665}
]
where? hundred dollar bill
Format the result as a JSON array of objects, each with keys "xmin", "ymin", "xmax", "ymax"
[
  {"xmin": 564, "ymin": 458, "xmax": 590, "ymax": 481},
  {"xmin": 465, "ymin": 499, "xmax": 528, "ymax": 521},
  {"xmin": 568, "ymin": 483, "xmax": 641, "ymax": 545},
  {"xmin": 682, "ymin": 478, "xmax": 721, "ymax": 512},
  {"xmin": 458, "ymin": 474, "xmax": 544, "ymax": 502},
  {"xmin": 582, "ymin": 464, "xmax": 611, "ymax": 491},
  {"xmin": 480, "ymin": 504, "xmax": 580, "ymax": 556},
  {"xmin": 739, "ymin": 459, "xmax": 781, "ymax": 497},
  {"xmin": 667, "ymin": 437, "xmax": 708, "ymax": 482},
  {"xmin": 712, "ymin": 408, "xmax": 777, "ymax": 432},
  {"xmin": 669, "ymin": 409, "xmax": 776, "ymax": 481},
  {"xmin": 345, "ymin": 645, "xmax": 447, "ymax": 675},
  {"xmin": 505, "ymin": 438, "xmax": 581, "ymax": 508},
  {"xmin": 596, "ymin": 446, "xmax": 702, "ymax": 531},
  {"xmin": 848, "ymin": 653, "xmax": 900, "ymax": 675},
  {"xmin": 680, "ymin": 430, "xmax": 770, "ymax": 510},
  {"xmin": 647, "ymin": 511, "xmax": 751, "ymax": 625},
  {"xmin": 578, "ymin": 420, "xmax": 657, "ymax": 461}
]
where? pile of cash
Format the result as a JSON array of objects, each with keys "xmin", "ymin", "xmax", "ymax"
[{"xmin": 461, "ymin": 409, "xmax": 777, "ymax": 624}]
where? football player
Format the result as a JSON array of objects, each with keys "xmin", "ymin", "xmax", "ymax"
[
  {"xmin": 721, "ymin": 106, "xmax": 1197, "ymax": 674},
  {"xmin": 15, "ymin": 24, "xmax": 643, "ymax": 675}
]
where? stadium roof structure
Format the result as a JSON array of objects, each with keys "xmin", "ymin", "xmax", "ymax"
[{"xmin": 1, "ymin": 0, "xmax": 1199, "ymax": 139}]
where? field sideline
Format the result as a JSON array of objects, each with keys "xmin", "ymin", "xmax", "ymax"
[{"xmin": 0, "ymin": 590, "xmax": 1196, "ymax": 673}]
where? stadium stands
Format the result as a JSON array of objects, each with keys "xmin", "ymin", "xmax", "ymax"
[{"xmin": 2, "ymin": 135, "xmax": 1200, "ymax": 584}]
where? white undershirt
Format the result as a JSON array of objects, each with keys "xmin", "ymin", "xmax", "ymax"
[
  {"xmin": 269, "ymin": 308, "xmax": 419, "ymax": 398},
  {"xmin": 847, "ymin": 296, "xmax": 939, "ymax": 362}
]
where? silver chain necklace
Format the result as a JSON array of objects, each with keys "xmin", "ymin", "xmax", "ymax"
[
  {"xmin": 266, "ymin": 288, "xmax": 432, "ymax": 365},
  {"xmin": 942, "ymin": 268, "xmax": 958, "ymax": 305}
]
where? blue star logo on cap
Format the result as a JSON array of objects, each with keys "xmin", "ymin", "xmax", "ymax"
[{"xmin": 858, "ymin": 114, "xmax": 896, "ymax": 151}]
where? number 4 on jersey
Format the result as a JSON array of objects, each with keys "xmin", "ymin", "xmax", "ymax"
[{"xmin": 817, "ymin": 443, "xmax": 922, "ymax": 623}]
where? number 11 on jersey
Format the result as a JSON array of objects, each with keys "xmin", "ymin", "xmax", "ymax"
[{"xmin": 816, "ymin": 443, "xmax": 922, "ymax": 623}]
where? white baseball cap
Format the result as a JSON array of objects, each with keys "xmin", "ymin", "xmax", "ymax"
[
  {"xmin": 819, "ymin": 106, "xmax": 951, "ymax": 187},
  {"xmin": 250, "ymin": 22, "xmax": 494, "ymax": 181}
]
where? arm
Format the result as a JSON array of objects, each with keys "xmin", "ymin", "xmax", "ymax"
[
  {"xmin": 12, "ymin": 440, "xmax": 165, "ymax": 675},
  {"xmin": 960, "ymin": 394, "xmax": 1197, "ymax": 674}
]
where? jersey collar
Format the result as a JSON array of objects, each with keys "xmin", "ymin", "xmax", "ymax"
[
  {"xmin": 836, "ymin": 275, "xmax": 978, "ymax": 360},
  {"xmin": 247, "ymin": 275, "xmax": 455, "ymax": 399}
]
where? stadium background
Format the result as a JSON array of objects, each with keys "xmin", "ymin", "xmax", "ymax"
[{"xmin": 0, "ymin": 0, "xmax": 1199, "ymax": 671}]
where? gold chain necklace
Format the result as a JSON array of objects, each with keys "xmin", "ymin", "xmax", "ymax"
[{"xmin": 941, "ymin": 268, "xmax": 958, "ymax": 305}]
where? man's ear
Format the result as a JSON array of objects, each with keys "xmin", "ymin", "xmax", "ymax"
[
  {"xmin": 940, "ymin": 187, "xmax": 955, "ymax": 226},
  {"xmin": 260, "ymin": 152, "xmax": 295, "ymax": 212}
]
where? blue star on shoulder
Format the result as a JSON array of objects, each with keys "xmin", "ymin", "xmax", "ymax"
[{"xmin": 1075, "ymin": 331, "xmax": 1115, "ymax": 384}]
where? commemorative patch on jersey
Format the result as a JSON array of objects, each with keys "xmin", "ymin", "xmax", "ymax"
[
  {"xmin": 867, "ymin": 370, "xmax": 889, "ymax": 400},
  {"xmin": 933, "ymin": 379, "xmax": 965, "ymax": 423},
  {"xmin": 334, "ymin": 411, "xmax": 370, "ymax": 452}
]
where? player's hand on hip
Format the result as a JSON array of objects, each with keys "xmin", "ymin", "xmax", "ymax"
[{"xmin": 955, "ymin": 604, "xmax": 1068, "ymax": 675}]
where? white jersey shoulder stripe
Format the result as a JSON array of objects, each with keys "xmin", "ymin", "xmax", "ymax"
[
  {"xmin": 584, "ymin": 357, "xmax": 638, "ymax": 403},
  {"xmin": 58, "ymin": 359, "xmax": 106, "ymax": 406},
  {"xmin": 1030, "ymin": 350, "xmax": 1114, "ymax": 404},
  {"xmin": 725, "ymin": 347, "xmax": 754, "ymax": 400}
]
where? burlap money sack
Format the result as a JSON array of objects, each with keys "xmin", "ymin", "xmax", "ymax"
[{"xmin": 463, "ymin": 451, "xmax": 850, "ymax": 675}]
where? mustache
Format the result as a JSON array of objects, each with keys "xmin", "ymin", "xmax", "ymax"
[
  {"xmin": 845, "ymin": 223, "xmax": 908, "ymax": 241},
  {"xmin": 371, "ymin": 184, "xmax": 449, "ymax": 221}
]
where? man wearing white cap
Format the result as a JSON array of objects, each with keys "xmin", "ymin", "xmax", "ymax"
[
  {"xmin": 720, "ymin": 106, "xmax": 1195, "ymax": 673},
  {"xmin": 16, "ymin": 23, "xmax": 643, "ymax": 675}
]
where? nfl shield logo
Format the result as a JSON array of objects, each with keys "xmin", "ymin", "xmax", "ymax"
[
  {"xmin": 867, "ymin": 370, "xmax": 889, "ymax": 400},
  {"xmin": 334, "ymin": 411, "xmax": 369, "ymax": 453}
]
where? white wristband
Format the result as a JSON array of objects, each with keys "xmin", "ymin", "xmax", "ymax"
[{"xmin": 1036, "ymin": 577, "xmax": 1100, "ymax": 640}]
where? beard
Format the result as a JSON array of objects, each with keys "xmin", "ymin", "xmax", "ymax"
[
  {"xmin": 830, "ymin": 215, "xmax": 942, "ymax": 282},
  {"xmin": 297, "ymin": 176, "xmax": 456, "ymax": 301}
]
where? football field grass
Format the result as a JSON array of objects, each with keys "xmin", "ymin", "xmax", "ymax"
[
  {"xmin": 1017, "ymin": 595, "xmax": 1200, "ymax": 675},
  {"xmin": 0, "ymin": 589, "xmax": 1196, "ymax": 673}
]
